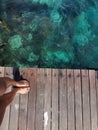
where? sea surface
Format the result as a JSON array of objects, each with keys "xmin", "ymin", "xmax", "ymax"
[{"xmin": 0, "ymin": 0, "xmax": 98, "ymax": 69}]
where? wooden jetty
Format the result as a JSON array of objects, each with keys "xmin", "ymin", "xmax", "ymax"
[{"xmin": 0, "ymin": 67, "xmax": 98, "ymax": 130}]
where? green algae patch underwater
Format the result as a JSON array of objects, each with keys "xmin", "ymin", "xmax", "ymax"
[{"xmin": 0, "ymin": 0, "xmax": 98, "ymax": 69}]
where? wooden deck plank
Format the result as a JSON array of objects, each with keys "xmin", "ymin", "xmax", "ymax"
[
  {"xmin": 59, "ymin": 69, "xmax": 67, "ymax": 130},
  {"xmin": 89, "ymin": 70, "xmax": 98, "ymax": 130},
  {"xmin": 8, "ymin": 67, "xmax": 20, "ymax": 130},
  {"xmin": 35, "ymin": 69, "xmax": 44, "ymax": 130},
  {"xmin": 26, "ymin": 68, "xmax": 37, "ymax": 130},
  {"xmin": 74, "ymin": 69, "xmax": 82, "ymax": 130},
  {"xmin": 67, "ymin": 69, "xmax": 75, "ymax": 130},
  {"xmin": 44, "ymin": 69, "xmax": 51, "ymax": 130},
  {"xmin": 0, "ymin": 67, "xmax": 4, "ymax": 77},
  {"xmin": 0, "ymin": 67, "xmax": 13, "ymax": 130},
  {"xmin": 18, "ymin": 68, "xmax": 29, "ymax": 130},
  {"xmin": 81, "ymin": 70, "xmax": 91, "ymax": 130},
  {"xmin": 95, "ymin": 70, "xmax": 98, "ymax": 126},
  {"xmin": 0, "ymin": 67, "xmax": 6, "ymax": 130},
  {"xmin": 51, "ymin": 69, "xmax": 59, "ymax": 130}
]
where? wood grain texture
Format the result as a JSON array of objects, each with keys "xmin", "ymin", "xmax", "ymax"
[
  {"xmin": 89, "ymin": 70, "xmax": 98, "ymax": 130},
  {"xmin": 81, "ymin": 70, "xmax": 91, "ymax": 130},
  {"xmin": 44, "ymin": 69, "xmax": 51, "ymax": 130},
  {"xmin": 0, "ymin": 67, "xmax": 5, "ymax": 129},
  {"xmin": 67, "ymin": 69, "xmax": 75, "ymax": 130},
  {"xmin": 95, "ymin": 70, "xmax": 98, "ymax": 127},
  {"xmin": 0, "ymin": 67, "xmax": 4, "ymax": 77},
  {"xmin": 74, "ymin": 69, "xmax": 82, "ymax": 130},
  {"xmin": 18, "ymin": 68, "xmax": 29, "ymax": 130},
  {"xmin": 51, "ymin": 69, "xmax": 59, "ymax": 130},
  {"xmin": 35, "ymin": 69, "xmax": 44, "ymax": 130},
  {"xmin": 59, "ymin": 69, "xmax": 67, "ymax": 130},
  {"xmin": 25, "ymin": 68, "xmax": 37, "ymax": 130}
]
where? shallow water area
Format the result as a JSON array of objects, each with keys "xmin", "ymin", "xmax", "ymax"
[{"xmin": 0, "ymin": 0, "xmax": 98, "ymax": 69}]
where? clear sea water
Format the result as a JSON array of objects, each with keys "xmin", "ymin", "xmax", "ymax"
[{"xmin": 0, "ymin": 0, "xmax": 98, "ymax": 69}]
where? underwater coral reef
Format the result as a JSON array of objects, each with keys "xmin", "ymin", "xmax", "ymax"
[{"xmin": 0, "ymin": 0, "xmax": 98, "ymax": 68}]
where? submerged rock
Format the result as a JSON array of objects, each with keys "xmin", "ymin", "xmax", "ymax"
[
  {"xmin": 50, "ymin": 10, "xmax": 62, "ymax": 23},
  {"xmin": 42, "ymin": 51, "xmax": 73, "ymax": 68},
  {"xmin": 8, "ymin": 35, "xmax": 22, "ymax": 49},
  {"xmin": 28, "ymin": 52, "xmax": 39, "ymax": 62}
]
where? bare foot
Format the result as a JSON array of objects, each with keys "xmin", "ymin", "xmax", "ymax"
[
  {"xmin": 16, "ymin": 87, "xmax": 30, "ymax": 94},
  {"xmin": 16, "ymin": 80, "xmax": 29, "ymax": 87}
]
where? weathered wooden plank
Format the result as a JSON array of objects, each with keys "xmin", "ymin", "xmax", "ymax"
[
  {"xmin": 44, "ymin": 69, "xmax": 51, "ymax": 130},
  {"xmin": 51, "ymin": 69, "xmax": 58, "ymax": 130},
  {"xmin": 8, "ymin": 67, "xmax": 20, "ymax": 130},
  {"xmin": 0, "ymin": 67, "xmax": 4, "ymax": 77},
  {"xmin": 67, "ymin": 69, "xmax": 75, "ymax": 130},
  {"xmin": 0, "ymin": 67, "xmax": 13, "ymax": 130},
  {"xmin": 59, "ymin": 69, "xmax": 67, "ymax": 130},
  {"xmin": 81, "ymin": 70, "xmax": 91, "ymax": 130},
  {"xmin": 18, "ymin": 68, "xmax": 30, "ymax": 130},
  {"xmin": 26, "ymin": 68, "xmax": 37, "ymax": 130},
  {"xmin": 35, "ymin": 69, "xmax": 44, "ymax": 130},
  {"xmin": 0, "ymin": 67, "xmax": 5, "ymax": 129},
  {"xmin": 89, "ymin": 70, "xmax": 98, "ymax": 130},
  {"xmin": 95, "ymin": 70, "xmax": 98, "ymax": 126},
  {"xmin": 74, "ymin": 69, "xmax": 82, "ymax": 130}
]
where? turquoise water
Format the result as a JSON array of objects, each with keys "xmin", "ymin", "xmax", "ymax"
[{"xmin": 0, "ymin": 0, "xmax": 98, "ymax": 69}]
